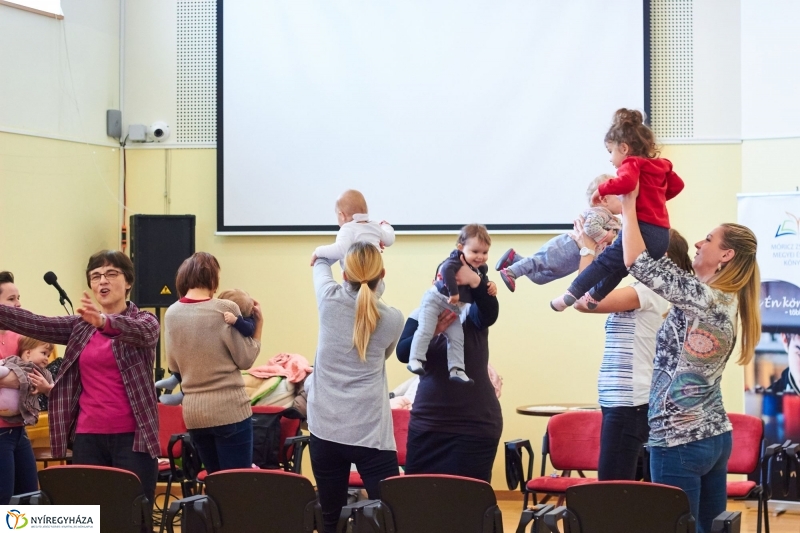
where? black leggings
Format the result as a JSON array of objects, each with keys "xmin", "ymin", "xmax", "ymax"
[{"xmin": 309, "ymin": 434, "xmax": 399, "ymax": 533}]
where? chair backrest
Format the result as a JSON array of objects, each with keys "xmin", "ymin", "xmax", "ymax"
[
  {"xmin": 251, "ymin": 405, "xmax": 303, "ymax": 467},
  {"xmin": 204, "ymin": 469, "xmax": 319, "ymax": 532},
  {"xmin": 380, "ymin": 474, "xmax": 502, "ymax": 533},
  {"xmin": 565, "ymin": 481, "xmax": 695, "ymax": 533},
  {"xmin": 38, "ymin": 465, "xmax": 150, "ymax": 533},
  {"xmin": 392, "ymin": 409, "xmax": 410, "ymax": 466},
  {"xmin": 727, "ymin": 413, "xmax": 763, "ymax": 475},
  {"xmin": 546, "ymin": 411, "xmax": 602, "ymax": 471},
  {"xmin": 158, "ymin": 403, "xmax": 187, "ymax": 457}
]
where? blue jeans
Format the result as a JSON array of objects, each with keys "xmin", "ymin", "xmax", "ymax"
[
  {"xmin": 650, "ymin": 432, "xmax": 732, "ymax": 533},
  {"xmin": 189, "ymin": 418, "xmax": 253, "ymax": 474},
  {"xmin": 0, "ymin": 426, "xmax": 38, "ymax": 505},
  {"xmin": 568, "ymin": 221, "xmax": 669, "ymax": 301},
  {"xmin": 599, "ymin": 405, "xmax": 649, "ymax": 481}
]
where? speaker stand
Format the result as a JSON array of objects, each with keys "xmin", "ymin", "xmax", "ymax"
[{"xmin": 154, "ymin": 307, "xmax": 165, "ymax": 393}]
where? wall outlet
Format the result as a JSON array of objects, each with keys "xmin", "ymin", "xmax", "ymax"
[{"xmin": 128, "ymin": 124, "xmax": 147, "ymax": 142}]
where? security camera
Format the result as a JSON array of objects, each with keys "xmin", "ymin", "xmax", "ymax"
[{"xmin": 148, "ymin": 121, "xmax": 170, "ymax": 142}]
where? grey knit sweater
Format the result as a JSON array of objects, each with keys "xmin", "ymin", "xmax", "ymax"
[
  {"xmin": 307, "ymin": 259, "xmax": 404, "ymax": 450},
  {"xmin": 164, "ymin": 298, "xmax": 261, "ymax": 429}
]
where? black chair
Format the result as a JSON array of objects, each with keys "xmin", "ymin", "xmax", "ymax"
[
  {"xmin": 10, "ymin": 465, "xmax": 152, "ymax": 533},
  {"xmin": 165, "ymin": 469, "xmax": 321, "ymax": 533},
  {"xmin": 542, "ymin": 481, "xmax": 742, "ymax": 533},
  {"xmin": 338, "ymin": 474, "xmax": 503, "ymax": 533}
]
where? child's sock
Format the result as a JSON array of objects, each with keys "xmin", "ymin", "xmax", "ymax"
[
  {"xmin": 155, "ymin": 374, "xmax": 180, "ymax": 390},
  {"xmin": 407, "ymin": 359, "xmax": 426, "ymax": 376},
  {"xmin": 499, "ymin": 269, "xmax": 516, "ymax": 292},
  {"xmin": 449, "ymin": 368, "xmax": 474, "ymax": 385},
  {"xmin": 550, "ymin": 291, "xmax": 577, "ymax": 312},
  {"xmin": 495, "ymin": 248, "xmax": 518, "ymax": 271},
  {"xmin": 583, "ymin": 293, "xmax": 601, "ymax": 310},
  {"xmin": 159, "ymin": 391, "xmax": 184, "ymax": 406}
]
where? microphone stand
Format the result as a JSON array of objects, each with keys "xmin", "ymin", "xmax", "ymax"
[{"xmin": 60, "ymin": 296, "xmax": 74, "ymax": 315}]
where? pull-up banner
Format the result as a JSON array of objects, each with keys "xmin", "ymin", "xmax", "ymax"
[{"xmin": 740, "ymin": 192, "xmax": 800, "ymax": 500}]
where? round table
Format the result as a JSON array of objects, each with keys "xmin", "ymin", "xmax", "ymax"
[{"xmin": 516, "ymin": 403, "xmax": 600, "ymax": 417}]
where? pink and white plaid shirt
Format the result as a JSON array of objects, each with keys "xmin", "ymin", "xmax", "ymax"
[{"xmin": 0, "ymin": 302, "xmax": 160, "ymax": 458}]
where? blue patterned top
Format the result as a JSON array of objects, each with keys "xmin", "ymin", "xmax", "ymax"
[{"xmin": 629, "ymin": 251, "xmax": 736, "ymax": 447}]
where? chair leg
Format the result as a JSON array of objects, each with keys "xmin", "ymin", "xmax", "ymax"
[
  {"xmin": 763, "ymin": 496, "xmax": 770, "ymax": 533},
  {"xmin": 159, "ymin": 477, "xmax": 173, "ymax": 533}
]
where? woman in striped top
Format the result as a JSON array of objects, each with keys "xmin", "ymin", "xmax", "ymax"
[
  {"xmin": 575, "ymin": 228, "xmax": 693, "ymax": 481},
  {"xmin": 620, "ymin": 189, "xmax": 761, "ymax": 533}
]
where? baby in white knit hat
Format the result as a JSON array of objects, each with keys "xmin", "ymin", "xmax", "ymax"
[{"xmin": 495, "ymin": 174, "xmax": 621, "ymax": 292}]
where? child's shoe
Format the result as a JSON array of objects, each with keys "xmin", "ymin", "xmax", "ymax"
[
  {"xmin": 550, "ymin": 292, "xmax": 577, "ymax": 312},
  {"xmin": 449, "ymin": 368, "xmax": 474, "ymax": 385},
  {"xmin": 159, "ymin": 391, "xmax": 184, "ymax": 406},
  {"xmin": 407, "ymin": 359, "xmax": 426, "ymax": 376},
  {"xmin": 155, "ymin": 374, "xmax": 180, "ymax": 390},
  {"xmin": 499, "ymin": 269, "xmax": 516, "ymax": 292},
  {"xmin": 495, "ymin": 248, "xmax": 518, "ymax": 271}
]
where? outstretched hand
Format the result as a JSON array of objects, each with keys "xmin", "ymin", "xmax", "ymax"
[{"xmin": 77, "ymin": 292, "xmax": 104, "ymax": 328}]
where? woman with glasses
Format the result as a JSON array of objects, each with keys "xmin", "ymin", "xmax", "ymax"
[{"xmin": 0, "ymin": 251, "xmax": 160, "ymax": 508}]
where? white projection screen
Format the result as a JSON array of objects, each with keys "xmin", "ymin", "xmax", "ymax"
[{"xmin": 219, "ymin": 1, "xmax": 646, "ymax": 233}]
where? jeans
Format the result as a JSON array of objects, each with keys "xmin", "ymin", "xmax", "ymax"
[
  {"xmin": 599, "ymin": 405, "xmax": 649, "ymax": 481},
  {"xmin": 0, "ymin": 426, "xmax": 38, "ymax": 505},
  {"xmin": 508, "ymin": 233, "xmax": 581, "ymax": 285},
  {"xmin": 309, "ymin": 434, "xmax": 399, "ymax": 533},
  {"xmin": 72, "ymin": 432, "xmax": 158, "ymax": 514},
  {"xmin": 568, "ymin": 221, "xmax": 669, "ymax": 301},
  {"xmin": 188, "ymin": 417, "xmax": 253, "ymax": 474},
  {"xmin": 650, "ymin": 431, "xmax": 732, "ymax": 533}
]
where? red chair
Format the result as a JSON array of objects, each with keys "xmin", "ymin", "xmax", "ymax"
[
  {"xmin": 726, "ymin": 413, "xmax": 771, "ymax": 533},
  {"xmin": 349, "ymin": 409, "xmax": 410, "ymax": 489},
  {"xmin": 505, "ymin": 411, "xmax": 601, "ymax": 508},
  {"xmin": 165, "ymin": 469, "xmax": 321, "ymax": 533},
  {"xmin": 193, "ymin": 406, "xmax": 309, "ymax": 491},
  {"xmin": 10, "ymin": 465, "xmax": 152, "ymax": 533},
  {"xmin": 338, "ymin": 474, "xmax": 502, "ymax": 533},
  {"xmin": 541, "ymin": 481, "xmax": 743, "ymax": 533},
  {"xmin": 156, "ymin": 403, "xmax": 194, "ymax": 533}
]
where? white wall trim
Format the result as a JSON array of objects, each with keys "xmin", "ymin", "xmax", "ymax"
[{"xmin": 0, "ymin": 126, "xmax": 119, "ymax": 148}]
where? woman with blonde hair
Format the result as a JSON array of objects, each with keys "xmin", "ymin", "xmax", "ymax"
[
  {"xmin": 308, "ymin": 241, "xmax": 404, "ymax": 533},
  {"xmin": 619, "ymin": 189, "xmax": 760, "ymax": 533}
]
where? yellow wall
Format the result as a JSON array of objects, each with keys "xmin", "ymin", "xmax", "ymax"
[
  {"xmin": 0, "ymin": 132, "xmax": 120, "ymax": 315},
  {"xmin": 122, "ymin": 142, "xmax": 746, "ymax": 487},
  {"xmin": 5, "ymin": 130, "xmax": 783, "ymax": 487}
]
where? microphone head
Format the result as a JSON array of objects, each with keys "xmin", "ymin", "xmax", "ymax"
[{"xmin": 43, "ymin": 271, "xmax": 58, "ymax": 285}]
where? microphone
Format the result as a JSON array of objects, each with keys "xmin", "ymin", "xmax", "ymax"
[{"xmin": 44, "ymin": 271, "xmax": 73, "ymax": 312}]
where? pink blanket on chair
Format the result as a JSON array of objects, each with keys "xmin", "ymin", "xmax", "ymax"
[{"xmin": 247, "ymin": 353, "xmax": 313, "ymax": 383}]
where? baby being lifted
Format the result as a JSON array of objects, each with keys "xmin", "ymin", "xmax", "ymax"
[
  {"xmin": 311, "ymin": 189, "xmax": 394, "ymax": 267},
  {"xmin": 407, "ymin": 224, "xmax": 496, "ymax": 385}
]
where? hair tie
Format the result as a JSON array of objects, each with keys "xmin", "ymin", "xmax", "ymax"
[{"xmin": 361, "ymin": 279, "xmax": 368, "ymax": 284}]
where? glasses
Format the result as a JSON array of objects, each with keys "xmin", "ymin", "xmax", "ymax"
[{"xmin": 89, "ymin": 270, "xmax": 123, "ymax": 284}]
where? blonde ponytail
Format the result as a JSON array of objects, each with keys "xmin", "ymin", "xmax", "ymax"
[
  {"xmin": 710, "ymin": 224, "xmax": 761, "ymax": 365},
  {"xmin": 343, "ymin": 242, "xmax": 384, "ymax": 361}
]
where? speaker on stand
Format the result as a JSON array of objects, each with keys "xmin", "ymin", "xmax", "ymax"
[{"xmin": 129, "ymin": 215, "xmax": 196, "ymax": 383}]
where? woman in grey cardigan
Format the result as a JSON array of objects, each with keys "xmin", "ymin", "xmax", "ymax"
[{"xmin": 308, "ymin": 242, "xmax": 404, "ymax": 533}]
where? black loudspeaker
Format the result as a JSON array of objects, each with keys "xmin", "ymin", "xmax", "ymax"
[{"xmin": 130, "ymin": 215, "xmax": 196, "ymax": 308}]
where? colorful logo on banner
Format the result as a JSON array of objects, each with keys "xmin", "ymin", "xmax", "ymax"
[
  {"xmin": 5, "ymin": 510, "xmax": 28, "ymax": 530},
  {"xmin": 776, "ymin": 212, "xmax": 800, "ymax": 238}
]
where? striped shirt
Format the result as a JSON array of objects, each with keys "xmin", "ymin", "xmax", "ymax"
[{"xmin": 598, "ymin": 283, "xmax": 669, "ymax": 407}]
